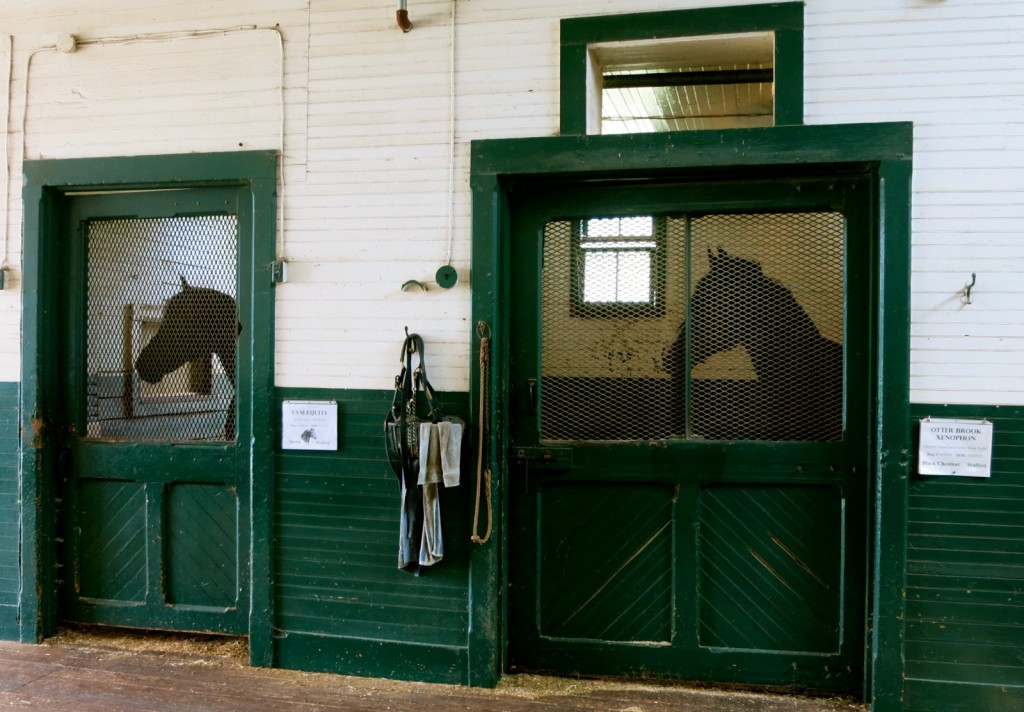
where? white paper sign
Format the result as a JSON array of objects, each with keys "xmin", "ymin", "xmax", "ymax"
[
  {"xmin": 918, "ymin": 418, "xmax": 993, "ymax": 478},
  {"xmin": 282, "ymin": 400, "xmax": 338, "ymax": 450}
]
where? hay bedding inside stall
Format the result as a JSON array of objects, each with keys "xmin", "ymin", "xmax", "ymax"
[{"xmin": 48, "ymin": 624, "xmax": 249, "ymax": 668}]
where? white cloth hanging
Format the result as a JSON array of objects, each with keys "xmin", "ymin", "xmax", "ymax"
[
  {"xmin": 399, "ymin": 421, "xmax": 464, "ymax": 571},
  {"xmin": 438, "ymin": 420, "xmax": 463, "ymax": 487},
  {"xmin": 417, "ymin": 422, "xmax": 444, "ymax": 486}
]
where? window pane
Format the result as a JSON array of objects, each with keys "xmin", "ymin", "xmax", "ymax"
[
  {"xmin": 583, "ymin": 252, "xmax": 618, "ymax": 302},
  {"xmin": 584, "ymin": 216, "xmax": 653, "ymax": 241},
  {"xmin": 619, "ymin": 216, "xmax": 653, "ymax": 237},
  {"xmin": 586, "ymin": 218, "xmax": 621, "ymax": 238},
  {"xmin": 616, "ymin": 252, "xmax": 651, "ymax": 301}
]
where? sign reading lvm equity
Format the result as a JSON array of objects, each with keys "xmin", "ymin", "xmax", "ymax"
[
  {"xmin": 282, "ymin": 400, "xmax": 338, "ymax": 450},
  {"xmin": 918, "ymin": 418, "xmax": 993, "ymax": 478}
]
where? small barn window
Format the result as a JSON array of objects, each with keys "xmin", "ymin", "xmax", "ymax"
[
  {"xmin": 582, "ymin": 217, "xmax": 656, "ymax": 302},
  {"xmin": 572, "ymin": 216, "xmax": 666, "ymax": 317},
  {"xmin": 560, "ymin": 3, "xmax": 804, "ymax": 135}
]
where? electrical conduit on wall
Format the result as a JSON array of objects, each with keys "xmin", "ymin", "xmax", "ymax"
[
  {"xmin": 2, "ymin": 35, "xmax": 12, "ymax": 287},
  {"xmin": 14, "ymin": 25, "xmax": 288, "ymax": 263}
]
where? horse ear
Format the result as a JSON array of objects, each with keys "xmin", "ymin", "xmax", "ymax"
[
  {"xmin": 708, "ymin": 246, "xmax": 727, "ymax": 267},
  {"xmin": 180, "ymin": 275, "xmax": 190, "ymax": 290}
]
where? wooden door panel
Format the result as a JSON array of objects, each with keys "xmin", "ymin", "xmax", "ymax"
[
  {"xmin": 166, "ymin": 483, "xmax": 239, "ymax": 608},
  {"xmin": 698, "ymin": 485, "xmax": 843, "ymax": 652},
  {"xmin": 75, "ymin": 480, "xmax": 147, "ymax": 603},
  {"xmin": 538, "ymin": 482, "xmax": 675, "ymax": 643}
]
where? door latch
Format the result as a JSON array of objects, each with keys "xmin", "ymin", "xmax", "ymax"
[
  {"xmin": 508, "ymin": 446, "xmax": 573, "ymax": 471},
  {"xmin": 526, "ymin": 378, "xmax": 538, "ymax": 415}
]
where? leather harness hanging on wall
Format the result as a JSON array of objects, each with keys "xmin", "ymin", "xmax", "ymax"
[{"xmin": 384, "ymin": 330, "xmax": 464, "ymax": 573}]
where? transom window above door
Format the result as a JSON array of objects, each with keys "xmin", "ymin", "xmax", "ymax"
[
  {"xmin": 595, "ymin": 32, "xmax": 775, "ymax": 134},
  {"xmin": 560, "ymin": 2, "xmax": 804, "ymax": 135}
]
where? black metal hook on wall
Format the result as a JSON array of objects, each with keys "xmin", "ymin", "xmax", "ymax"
[{"xmin": 962, "ymin": 273, "xmax": 976, "ymax": 305}]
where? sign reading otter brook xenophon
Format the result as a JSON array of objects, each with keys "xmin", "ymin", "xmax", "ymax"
[
  {"xmin": 918, "ymin": 418, "xmax": 993, "ymax": 478},
  {"xmin": 282, "ymin": 400, "xmax": 338, "ymax": 450}
]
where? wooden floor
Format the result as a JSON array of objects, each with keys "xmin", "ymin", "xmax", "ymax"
[{"xmin": 0, "ymin": 629, "xmax": 868, "ymax": 711}]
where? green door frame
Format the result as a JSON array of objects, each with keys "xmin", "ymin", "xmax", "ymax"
[
  {"xmin": 20, "ymin": 150, "xmax": 278, "ymax": 666},
  {"xmin": 469, "ymin": 123, "xmax": 912, "ymax": 710}
]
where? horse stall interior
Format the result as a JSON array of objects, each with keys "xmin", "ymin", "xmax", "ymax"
[
  {"xmin": 541, "ymin": 212, "xmax": 846, "ymax": 443},
  {"xmin": 87, "ymin": 209, "xmax": 238, "ymax": 442}
]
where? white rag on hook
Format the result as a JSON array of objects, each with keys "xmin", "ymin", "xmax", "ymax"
[{"xmin": 413, "ymin": 420, "xmax": 464, "ymax": 567}]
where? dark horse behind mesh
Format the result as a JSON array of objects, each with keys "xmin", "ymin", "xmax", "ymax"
[
  {"xmin": 135, "ymin": 277, "xmax": 240, "ymax": 439},
  {"xmin": 665, "ymin": 248, "xmax": 842, "ymax": 441}
]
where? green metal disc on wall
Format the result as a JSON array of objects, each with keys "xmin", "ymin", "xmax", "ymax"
[{"xmin": 436, "ymin": 265, "xmax": 458, "ymax": 289}]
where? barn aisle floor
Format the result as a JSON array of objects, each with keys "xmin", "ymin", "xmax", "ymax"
[{"xmin": 0, "ymin": 628, "xmax": 867, "ymax": 711}]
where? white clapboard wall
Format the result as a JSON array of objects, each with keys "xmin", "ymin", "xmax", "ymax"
[
  {"xmin": 1, "ymin": 0, "xmax": 1023, "ymax": 403},
  {"xmin": 803, "ymin": 1, "xmax": 1024, "ymax": 405}
]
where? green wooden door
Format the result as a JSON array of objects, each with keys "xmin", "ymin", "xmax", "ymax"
[
  {"xmin": 506, "ymin": 175, "xmax": 872, "ymax": 693},
  {"xmin": 56, "ymin": 188, "xmax": 250, "ymax": 634}
]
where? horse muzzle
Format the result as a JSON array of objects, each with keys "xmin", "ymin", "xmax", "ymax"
[{"xmin": 134, "ymin": 352, "xmax": 165, "ymax": 384}]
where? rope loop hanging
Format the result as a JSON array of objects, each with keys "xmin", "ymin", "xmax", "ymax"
[{"xmin": 471, "ymin": 321, "xmax": 493, "ymax": 545}]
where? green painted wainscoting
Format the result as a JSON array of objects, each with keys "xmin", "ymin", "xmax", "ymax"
[
  {"xmin": 0, "ymin": 382, "xmax": 16, "ymax": 638},
  {"xmin": 906, "ymin": 404, "xmax": 1024, "ymax": 712},
  {"xmin": 272, "ymin": 388, "xmax": 473, "ymax": 684}
]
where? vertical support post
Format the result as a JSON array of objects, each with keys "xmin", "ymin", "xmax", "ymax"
[{"xmin": 122, "ymin": 305, "xmax": 135, "ymax": 418}]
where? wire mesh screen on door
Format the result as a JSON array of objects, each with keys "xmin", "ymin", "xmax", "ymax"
[
  {"xmin": 540, "ymin": 212, "xmax": 845, "ymax": 442},
  {"xmin": 85, "ymin": 215, "xmax": 238, "ymax": 441}
]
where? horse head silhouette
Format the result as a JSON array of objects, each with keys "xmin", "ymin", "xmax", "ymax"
[
  {"xmin": 665, "ymin": 247, "xmax": 842, "ymax": 441},
  {"xmin": 135, "ymin": 276, "xmax": 240, "ymax": 438}
]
